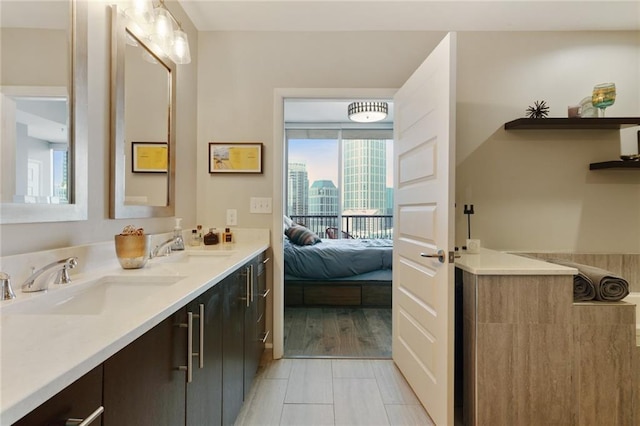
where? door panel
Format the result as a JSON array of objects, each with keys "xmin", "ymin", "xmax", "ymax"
[{"xmin": 392, "ymin": 32, "xmax": 456, "ymax": 426}]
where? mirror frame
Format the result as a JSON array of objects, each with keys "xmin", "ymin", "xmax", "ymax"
[
  {"xmin": 0, "ymin": 0, "xmax": 88, "ymax": 224},
  {"xmin": 109, "ymin": 5, "xmax": 176, "ymax": 219}
]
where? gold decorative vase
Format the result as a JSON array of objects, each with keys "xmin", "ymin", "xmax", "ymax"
[{"xmin": 114, "ymin": 234, "xmax": 150, "ymax": 269}]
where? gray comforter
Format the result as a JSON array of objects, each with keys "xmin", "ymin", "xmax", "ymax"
[{"xmin": 284, "ymin": 238, "xmax": 393, "ymax": 279}]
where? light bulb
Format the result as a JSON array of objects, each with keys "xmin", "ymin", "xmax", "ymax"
[
  {"xmin": 170, "ymin": 29, "xmax": 191, "ymax": 64},
  {"xmin": 125, "ymin": 0, "xmax": 154, "ymax": 25},
  {"xmin": 150, "ymin": 7, "xmax": 175, "ymax": 53}
]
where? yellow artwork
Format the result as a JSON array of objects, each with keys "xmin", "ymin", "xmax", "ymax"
[
  {"xmin": 209, "ymin": 143, "xmax": 263, "ymax": 173},
  {"xmin": 132, "ymin": 143, "xmax": 168, "ymax": 173}
]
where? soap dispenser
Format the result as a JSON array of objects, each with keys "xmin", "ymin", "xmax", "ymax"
[{"xmin": 171, "ymin": 218, "xmax": 185, "ymax": 251}]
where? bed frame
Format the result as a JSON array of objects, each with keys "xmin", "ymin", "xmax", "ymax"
[{"xmin": 284, "ymin": 270, "xmax": 392, "ymax": 307}]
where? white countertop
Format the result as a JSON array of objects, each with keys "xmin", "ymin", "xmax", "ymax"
[
  {"xmin": 0, "ymin": 236, "xmax": 269, "ymax": 425},
  {"xmin": 454, "ymin": 248, "xmax": 578, "ymax": 275}
]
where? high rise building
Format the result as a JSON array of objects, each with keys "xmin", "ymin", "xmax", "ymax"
[
  {"xmin": 287, "ymin": 162, "xmax": 308, "ymax": 216},
  {"xmin": 309, "ymin": 180, "xmax": 338, "ymax": 216},
  {"xmin": 343, "ymin": 139, "xmax": 386, "ymax": 214}
]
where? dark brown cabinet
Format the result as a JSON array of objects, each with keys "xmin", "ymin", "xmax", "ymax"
[
  {"xmin": 103, "ymin": 284, "xmax": 225, "ymax": 426},
  {"xmin": 246, "ymin": 253, "xmax": 269, "ymax": 394},
  {"xmin": 12, "ymin": 366, "xmax": 104, "ymax": 426},
  {"xmin": 243, "ymin": 259, "xmax": 259, "ymax": 398},
  {"xmin": 185, "ymin": 283, "xmax": 223, "ymax": 426},
  {"xmin": 223, "ymin": 252, "xmax": 268, "ymax": 425},
  {"xmin": 103, "ymin": 311, "xmax": 187, "ymax": 426},
  {"xmin": 256, "ymin": 255, "xmax": 269, "ymax": 359},
  {"xmin": 222, "ymin": 269, "xmax": 246, "ymax": 425}
]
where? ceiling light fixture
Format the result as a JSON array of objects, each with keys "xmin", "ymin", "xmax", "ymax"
[
  {"xmin": 347, "ymin": 101, "xmax": 388, "ymax": 123},
  {"xmin": 125, "ymin": 0, "xmax": 191, "ymax": 65}
]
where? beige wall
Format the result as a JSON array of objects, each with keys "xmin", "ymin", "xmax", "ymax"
[
  {"xmin": 1, "ymin": 24, "xmax": 638, "ymax": 257},
  {"xmin": 456, "ymin": 32, "xmax": 639, "ymax": 253},
  {"xmin": 0, "ymin": 0, "xmax": 198, "ymax": 256},
  {"xmin": 197, "ymin": 30, "xmax": 639, "ymax": 253},
  {"xmin": 196, "ymin": 31, "xmax": 447, "ymax": 229},
  {"xmin": 0, "ymin": 28, "xmax": 67, "ymax": 87}
]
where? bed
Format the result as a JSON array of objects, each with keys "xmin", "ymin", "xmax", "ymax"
[{"xmin": 284, "ymin": 236, "xmax": 393, "ymax": 307}]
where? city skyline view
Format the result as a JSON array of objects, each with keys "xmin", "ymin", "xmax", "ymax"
[
  {"xmin": 287, "ymin": 137, "xmax": 394, "ymax": 238},
  {"xmin": 288, "ymin": 138, "xmax": 394, "ymax": 189}
]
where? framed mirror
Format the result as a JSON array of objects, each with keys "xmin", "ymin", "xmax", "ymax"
[
  {"xmin": 110, "ymin": 5, "xmax": 176, "ymax": 219},
  {"xmin": 0, "ymin": 0, "xmax": 88, "ymax": 224}
]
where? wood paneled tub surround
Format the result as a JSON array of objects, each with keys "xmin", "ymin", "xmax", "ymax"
[{"xmin": 455, "ymin": 249, "xmax": 639, "ymax": 426}]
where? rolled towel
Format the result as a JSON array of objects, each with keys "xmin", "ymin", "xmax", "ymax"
[{"xmin": 548, "ymin": 259, "xmax": 630, "ymax": 302}]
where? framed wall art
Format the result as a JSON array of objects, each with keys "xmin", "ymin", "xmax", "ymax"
[
  {"xmin": 131, "ymin": 142, "xmax": 168, "ymax": 173},
  {"xmin": 209, "ymin": 142, "xmax": 263, "ymax": 174}
]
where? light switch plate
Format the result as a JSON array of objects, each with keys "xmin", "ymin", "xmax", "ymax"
[
  {"xmin": 226, "ymin": 209, "xmax": 237, "ymax": 226},
  {"xmin": 250, "ymin": 197, "xmax": 272, "ymax": 214}
]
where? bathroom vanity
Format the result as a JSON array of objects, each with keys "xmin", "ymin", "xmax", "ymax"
[
  {"xmin": 456, "ymin": 249, "xmax": 638, "ymax": 425},
  {"xmin": 0, "ymin": 231, "xmax": 269, "ymax": 426}
]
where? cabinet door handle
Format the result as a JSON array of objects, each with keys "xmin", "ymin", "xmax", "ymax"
[
  {"xmin": 65, "ymin": 406, "xmax": 104, "ymax": 426},
  {"xmin": 250, "ymin": 264, "xmax": 254, "ymax": 303},
  {"xmin": 178, "ymin": 312, "xmax": 194, "ymax": 383},
  {"xmin": 245, "ymin": 266, "xmax": 251, "ymax": 307},
  {"xmin": 260, "ymin": 330, "xmax": 270, "ymax": 343},
  {"xmin": 198, "ymin": 303, "xmax": 204, "ymax": 369},
  {"xmin": 260, "ymin": 288, "xmax": 270, "ymax": 298},
  {"xmin": 262, "ymin": 257, "xmax": 270, "ymax": 264}
]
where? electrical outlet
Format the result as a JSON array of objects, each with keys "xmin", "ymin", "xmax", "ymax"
[{"xmin": 226, "ymin": 209, "xmax": 237, "ymax": 226}]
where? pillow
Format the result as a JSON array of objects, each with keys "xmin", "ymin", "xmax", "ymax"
[
  {"xmin": 285, "ymin": 224, "xmax": 321, "ymax": 246},
  {"xmin": 283, "ymin": 215, "xmax": 294, "ymax": 231}
]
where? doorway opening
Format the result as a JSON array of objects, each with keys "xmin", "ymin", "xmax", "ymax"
[{"xmin": 282, "ymin": 98, "xmax": 394, "ymax": 359}]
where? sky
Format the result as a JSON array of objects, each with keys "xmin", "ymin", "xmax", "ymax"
[{"xmin": 288, "ymin": 139, "xmax": 394, "ymax": 187}]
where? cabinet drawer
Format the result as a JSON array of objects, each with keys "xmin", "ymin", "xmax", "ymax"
[{"xmin": 14, "ymin": 366, "xmax": 103, "ymax": 426}]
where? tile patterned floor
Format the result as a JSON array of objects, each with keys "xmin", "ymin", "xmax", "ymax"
[{"xmin": 235, "ymin": 358, "xmax": 435, "ymax": 426}]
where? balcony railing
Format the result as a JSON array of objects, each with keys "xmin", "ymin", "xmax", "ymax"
[{"xmin": 289, "ymin": 215, "xmax": 393, "ymax": 239}]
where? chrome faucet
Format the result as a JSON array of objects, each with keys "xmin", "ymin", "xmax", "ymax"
[
  {"xmin": 21, "ymin": 257, "xmax": 78, "ymax": 293},
  {"xmin": 151, "ymin": 237, "xmax": 180, "ymax": 258}
]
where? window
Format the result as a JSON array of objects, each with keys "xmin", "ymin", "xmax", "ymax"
[{"xmin": 285, "ymin": 127, "xmax": 393, "ymax": 239}]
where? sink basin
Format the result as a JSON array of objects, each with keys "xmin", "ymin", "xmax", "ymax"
[{"xmin": 1, "ymin": 275, "xmax": 184, "ymax": 316}]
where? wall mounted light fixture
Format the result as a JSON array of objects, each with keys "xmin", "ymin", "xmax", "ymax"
[
  {"xmin": 125, "ymin": 0, "xmax": 191, "ymax": 64},
  {"xmin": 347, "ymin": 101, "xmax": 389, "ymax": 123}
]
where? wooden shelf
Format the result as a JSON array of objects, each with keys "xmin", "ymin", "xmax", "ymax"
[
  {"xmin": 589, "ymin": 161, "xmax": 640, "ymax": 170},
  {"xmin": 504, "ymin": 117, "xmax": 640, "ymax": 130}
]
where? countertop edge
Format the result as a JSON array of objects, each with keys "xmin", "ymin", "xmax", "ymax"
[{"xmin": 454, "ymin": 248, "xmax": 578, "ymax": 275}]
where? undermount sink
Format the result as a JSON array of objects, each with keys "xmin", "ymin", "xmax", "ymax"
[{"xmin": 1, "ymin": 275, "xmax": 184, "ymax": 316}]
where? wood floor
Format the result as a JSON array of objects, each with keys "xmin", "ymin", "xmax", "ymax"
[
  {"xmin": 235, "ymin": 357, "xmax": 434, "ymax": 426},
  {"xmin": 284, "ymin": 307, "xmax": 392, "ymax": 358}
]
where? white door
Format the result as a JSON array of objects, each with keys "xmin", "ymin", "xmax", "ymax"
[
  {"xmin": 27, "ymin": 159, "xmax": 42, "ymax": 197},
  {"xmin": 392, "ymin": 32, "xmax": 456, "ymax": 426}
]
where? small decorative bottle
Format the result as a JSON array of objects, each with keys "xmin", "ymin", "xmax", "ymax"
[
  {"xmin": 204, "ymin": 228, "xmax": 219, "ymax": 245},
  {"xmin": 190, "ymin": 229, "xmax": 200, "ymax": 246},
  {"xmin": 196, "ymin": 225, "xmax": 203, "ymax": 244},
  {"xmin": 222, "ymin": 227, "xmax": 233, "ymax": 243},
  {"xmin": 171, "ymin": 217, "xmax": 185, "ymax": 251}
]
